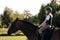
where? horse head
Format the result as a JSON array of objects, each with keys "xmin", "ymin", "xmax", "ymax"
[{"xmin": 7, "ymin": 18, "xmax": 19, "ymax": 35}]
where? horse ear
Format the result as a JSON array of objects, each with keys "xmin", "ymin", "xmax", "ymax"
[{"xmin": 15, "ymin": 18, "xmax": 18, "ymax": 21}]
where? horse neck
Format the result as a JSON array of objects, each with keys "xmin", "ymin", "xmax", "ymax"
[{"xmin": 19, "ymin": 21, "xmax": 38, "ymax": 38}]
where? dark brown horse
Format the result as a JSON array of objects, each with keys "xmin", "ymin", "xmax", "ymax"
[{"xmin": 7, "ymin": 18, "xmax": 59, "ymax": 40}]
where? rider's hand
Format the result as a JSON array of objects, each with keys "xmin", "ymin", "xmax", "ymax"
[
  {"xmin": 38, "ymin": 25, "xmax": 41, "ymax": 28},
  {"xmin": 38, "ymin": 26, "xmax": 40, "ymax": 27}
]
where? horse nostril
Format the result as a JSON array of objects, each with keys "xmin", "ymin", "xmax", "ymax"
[
  {"xmin": 8, "ymin": 33, "xmax": 11, "ymax": 36},
  {"xmin": 7, "ymin": 31, "xmax": 11, "ymax": 36}
]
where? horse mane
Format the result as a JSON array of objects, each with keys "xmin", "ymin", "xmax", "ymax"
[{"xmin": 18, "ymin": 20, "xmax": 38, "ymax": 29}]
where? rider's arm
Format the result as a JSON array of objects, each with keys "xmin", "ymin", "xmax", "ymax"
[
  {"xmin": 39, "ymin": 15, "xmax": 50, "ymax": 27},
  {"xmin": 39, "ymin": 20, "xmax": 47, "ymax": 27}
]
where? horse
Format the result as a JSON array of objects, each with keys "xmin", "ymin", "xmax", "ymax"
[{"xmin": 7, "ymin": 18, "xmax": 60, "ymax": 40}]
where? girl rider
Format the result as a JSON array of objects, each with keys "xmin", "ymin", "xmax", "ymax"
[{"xmin": 38, "ymin": 7, "xmax": 53, "ymax": 40}]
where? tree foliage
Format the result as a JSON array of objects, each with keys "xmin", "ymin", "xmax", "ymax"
[
  {"xmin": 53, "ymin": 11, "xmax": 60, "ymax": 27},
  {"xmin": 38, "ymin": 5, "xmax": 46, "ymax": 24},
  {"xmin": 1, "ymin": 7, "xmax": 24, "ymax": 28},
  {"xmin": 23, "ymin": 10, "xmax": 32, "ymax": 21},
  {"xmin": 1, "ymin": 7, "xmax": 12, "ymax": 27}
]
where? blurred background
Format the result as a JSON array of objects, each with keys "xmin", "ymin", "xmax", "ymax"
[{"xmin": 0, "ymin": 0, "xmax": 60, "ymax": 40}]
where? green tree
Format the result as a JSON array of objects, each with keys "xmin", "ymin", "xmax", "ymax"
[
  {"xmin": 11, "ymin": 11, "xmax": 24, "ymax": 20},
  {"xmin": 56, "ymin": 5, "xmax": 60, "ymax": 12},
  {"xmin": 53, "ymin": 11, "xmax": 60, "ymax": 27},
  {"xmin": 50, "ymin": 0, "xmax": 58, "ymax": 15},
  {"xmin": 1, "ymin": 7, "xmax": 12, "ymax": 27},
  {"xmin": 28, "ymin": 14, "xmax": 39, "ymax": 25},
  {"xmin": 32, "ymin": 14, "xmax": 39, "ymax": 26},
  {"xmin": 23, "ymin": 10, "xmax": 32, "ymax": 21},
  {"xmin": 38, "ymin": 5, "xmax": 46, "ymax": 24},
  {"xmin": 0, "ymin": 15, "xmax": 1, "ymax": 25}
]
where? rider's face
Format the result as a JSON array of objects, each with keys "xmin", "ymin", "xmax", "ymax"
[{"xmin": 45, "ymin": 10, "xmax": 50, "ymax": 15}]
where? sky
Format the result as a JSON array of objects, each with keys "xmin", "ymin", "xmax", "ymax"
[{"xmin": 0, "ymin": 0, "xmax": 51, "ymax": 15}]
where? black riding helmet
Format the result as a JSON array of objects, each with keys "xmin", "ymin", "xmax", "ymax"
[{"xmin": 44, "ymin": 7, "xmax": 52, "ymax": 12}]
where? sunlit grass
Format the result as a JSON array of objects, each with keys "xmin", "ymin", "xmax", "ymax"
[
  {"xmin": 0, "ymin": 28, "xmax": 8, "ymax": 34},
  {"xmin": 0, "ymin": 36, "xmax": 27, "ymax": 40}
]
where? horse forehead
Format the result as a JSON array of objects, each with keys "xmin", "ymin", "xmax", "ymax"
[
  {"xmin": 16, "ymin": 21, "xmax": 20, "ymax": 23},
  {"xmin": 16, "ymin": 21, "xmax": 23, "ymax": 26}
]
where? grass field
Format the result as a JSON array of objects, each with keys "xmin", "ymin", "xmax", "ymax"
[
  {"xmin": 0, "ymin": 28, "xmax": 27, "ymax": 40},
  {"xmin": 0, "ymin": 36, "xmax": 27, "ymax": 40}
]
